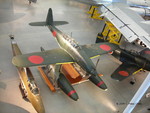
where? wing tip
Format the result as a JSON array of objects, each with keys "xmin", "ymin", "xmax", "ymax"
[{"xmin": 111, "ymin": 75, "xmax": 122, "ymax": 81}]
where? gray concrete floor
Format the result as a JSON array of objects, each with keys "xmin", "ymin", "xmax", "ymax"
[{"xmin": 0, "ymin": 0, "xmax": 149, "ymax": 113}]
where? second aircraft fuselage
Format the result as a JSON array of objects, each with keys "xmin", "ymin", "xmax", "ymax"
[{"xmin": 48, "ymin": 25, "xmax": 98, "ymax": 76}]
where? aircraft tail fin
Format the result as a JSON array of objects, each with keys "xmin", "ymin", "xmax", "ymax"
[
  {"xmin": 29, "ymin": 8, "xmax": 68, "ymax": 26},
  {"xmin": 46, "ymin": 8, "xmax": 53, "ymax": 26}
]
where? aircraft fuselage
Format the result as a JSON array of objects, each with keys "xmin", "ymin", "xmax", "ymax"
[
  {"xmin": 113, "ymin": 49, "xmax": 150, "ymax": 71},
  {"xmin": 48, "ymin": 26, "xmax": 98, "ymax": 76},
  {"xmin": 11, "ymin": 37, "xmax": 45, "ymax": 113}
]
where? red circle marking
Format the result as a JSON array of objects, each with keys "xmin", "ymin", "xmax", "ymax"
[
  {"xmin": 97, "ymin": 81, "xmax": 104, "ymax": 87},
  {"xmin": 28, "ymin": 55, "xmax": 44, "ymax": 64},
  {"xmin": 52, "ymin": 31, "xmax": 57, "ymax": 37},
  {"xmin": 68, "ymin": 90, "xmax": 76, "ymax": 96},
  {"xmin": 144, "ymin": 51, "xmax": 150, "ymax": 54},
  {"xmin": 118, "ymin": 71, "xmax": 129, "ymax": 76},
  {"xmin": 100, "ymin": 44, "xmax": 111, "ymax": 51}
]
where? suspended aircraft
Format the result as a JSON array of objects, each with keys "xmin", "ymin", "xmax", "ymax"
[{"xmin": 12, "ymin": 8, "xmax": 119, "ymax": 100}]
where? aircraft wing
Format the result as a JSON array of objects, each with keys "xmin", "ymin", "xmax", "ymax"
[
  {"xmin": 111, "ymin": 63, "xmax": 141, "ymax": 81},
  {"xmin": 100, "ymin": 3, "xmax": 150, "ymax": 48},
  {"xmin": 12, "ymin": 48, "xmax": 74, "ymax": 67},
  {"xmin": 140, "ymin": 48, "xmax": 150, "ymax": 60},
  {"xmin": 81, "ymin": 42, "xmax": 119, "ymax": 59}
]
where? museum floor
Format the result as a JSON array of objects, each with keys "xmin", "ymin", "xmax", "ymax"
[{"xmin": 0, "ymin": 0, "xmax": 149, "ymax": 113}]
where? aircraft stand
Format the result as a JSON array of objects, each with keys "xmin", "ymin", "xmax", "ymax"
[
  {"xmin": 38, "ymin": 67, "xmax": 56, "ymax": 92},
  {"xmin": 96, "ymin": 21, "xmax": 122, "ymax": 45},
  {"xmin": 86, "ymin": 6, "xmax": 123, "ymax": 45},
  {"xmin": 87, "ymin": 6, "xmax": 104, "ymax": 20},
  {"xmin": 38, "ymin": 64, "xmax": 89, "ymax": 92}
]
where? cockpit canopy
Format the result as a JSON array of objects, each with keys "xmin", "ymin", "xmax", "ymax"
[
  {"xmin": 28, "ymin": 81, "xmax": 39, "ymax": 95},
  {"xmin": 63, "ymin": 34, "xmax": 79, "ymax": 48}
]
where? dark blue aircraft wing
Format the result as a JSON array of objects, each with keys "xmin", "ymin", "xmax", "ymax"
[{"xmin": 111, "ymin": 63, "xmax": 141, "ymax": 81}]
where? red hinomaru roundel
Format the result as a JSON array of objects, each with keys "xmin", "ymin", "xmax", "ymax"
[
  {"xmin": 99, "ymin": 44, "xmax": 111, "ymax": 51},
  {"xmin": 28, "ymin": 55, "xmax": 44, "ymax": 64},
  {"xmin": 118, "ymin": 71, "xmax": 129, "ymax": 76}
]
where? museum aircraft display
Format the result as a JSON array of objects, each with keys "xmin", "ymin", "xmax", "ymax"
[
  {"xmin": 75, "ymin": 0, "xmax": 150, "ymax": 80},
  {"xmin": 10, "ymin": 35, "xmax": 45, "ymax": 113},
  {"xmin": 12, "ymin": 8, "xmax": 119, "ymax": 95},
  {"xmin": 111, "ymin": 48, "xmax": 150, "ymax": 81}
]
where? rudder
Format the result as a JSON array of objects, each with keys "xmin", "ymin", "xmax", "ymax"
[{"xmin": 46, "ymin": 8, "xmax": 53, "ymax": 26}]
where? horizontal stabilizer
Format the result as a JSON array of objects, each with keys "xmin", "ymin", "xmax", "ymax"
[
  {"xmin": 53, "ymin": 21, "xmax": 69, "ymax": 26},
  {"xmin": 29, "ymin": 22, "xmax": 46, "ymax": 26},
  {"xmin": 29, "ymin": 21, "xmax": 68, "ymax": 26}
]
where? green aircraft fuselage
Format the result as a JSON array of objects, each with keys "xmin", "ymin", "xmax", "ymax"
[{"xmin": 48, "ymin": 25, "xmax": 98, "ymax": 77}]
